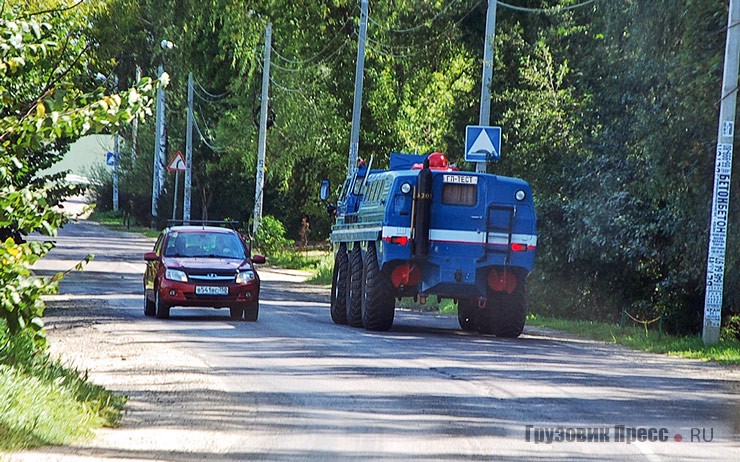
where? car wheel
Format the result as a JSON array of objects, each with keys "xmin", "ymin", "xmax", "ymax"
[
  {"xmin": 155, "ymin": 289, "xmax": 170, "ymax": 319},
  {"xmin": 144, "ymin": 292, "xmax": 155, "ymax": 317},
  {"xmin": 229, "ymin": 306, "xmax": 244, "ymax": 320},
  {"xmin": 243, "ymin": 301, "xmax": 259, "ymax": 322}
]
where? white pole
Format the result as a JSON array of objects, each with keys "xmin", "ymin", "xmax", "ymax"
[
  {"xmin": 113, "ymin": 133, "xmax": 119, "ymax": 211},
  {"xmin": 184, "ymin": 72, "xmax": 194, "ymax": 223},
  {"xmin": 348, "ymin": 0, "xmax": 369, "ymax": 175},
  {"xmin": 158, "ymin": 81, "xmax": 167, "ymax": 211},
  {"xmin": 253, "ymin": 23, "xmax": 272, "ymax": 236},
  {"xmin": 151, "ymin": 64, "xmax": 164, "ymax": 227},
  {"xmin": 477, "ymin": 0, "xmax": 498, "ymax": 173},
  {"xmin": 703, "ymin": 0, "xmax": 740, "ymax": 345},
  {"xmin": 132, "ymin": 65, "xmax": 140, "ymax": 163}
]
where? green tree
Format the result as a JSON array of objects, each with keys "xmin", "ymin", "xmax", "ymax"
[{"xmin": 1, "ymin": 1, "xmax": 156, "ymax": 344}]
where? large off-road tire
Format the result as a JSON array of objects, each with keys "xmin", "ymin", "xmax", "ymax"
[
  {"xmin": 230, "ymin": 306, "xmax": 244, "ymax": 320},
  {"xmin": 456, "ymin": 299, "xmax": 477, "ymax": 332},
  {"xmin": 478, "ymin": 274, "xmax": 527, "ymax": 338},
  {"xmin": 361, "ymin": 242, "xmax": 395, "ymax": 331},
  {"xmin": 243, "ymin": 301, "xmax": 259, "ymax": 322},
  {"xmin": 489, "ymin": 280, "xmax": 527, "ymax": 338},
  {"xmin": 345, "ymin": 243, "xmax": 364, "ymax": 327},
  {"xmin": 144, "ymin": 292, "xmax": 155, "ymax": 317},
  {"xmin": 155, "ymin": 289, "xmax": 170, "ymax": 319},
  {"xmin": 330, "ymin": 243, "xmax": 348, "ymax": 324}
]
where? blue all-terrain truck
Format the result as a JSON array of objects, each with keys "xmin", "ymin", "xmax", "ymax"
[{"xmin": 320, "ymin": 152, "xmax": 537, "ymax": 337}]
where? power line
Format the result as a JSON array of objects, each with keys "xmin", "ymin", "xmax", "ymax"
[
  {"xmin": 366, "ymin": 0, "xmax": 484, "ymax": 54},
  {"xmin": 367, "ymin": 0, "xmax": 471, "ymax": 34},
  {"xmin": 270, "ymin": 76, "xmax": 305, "ymax": 94},
  {"xmin": 192, "ymin": 77, "xmax": 229, "ymax": 101},
  {"xmin": 271, "ymin": 8, "xmax": 358, "ymax": 66},
  {"xmin": 192, "ymin": 106, "xmax": 227, "ymax": 152},
  {"xmin": 498, "ymin": 0, "xmax": 597, "ymax": 14},
  {"xmin": 269, "ymin": 36, "xmax": 354, "ymax": 73}
]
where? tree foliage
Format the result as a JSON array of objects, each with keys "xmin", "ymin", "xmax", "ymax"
[
  {"xmin": 13, "ymin": 0, "xmax": 739, "ymax": 336},
  {"xmin": 1, "ymin": 0, "xmax": 156, "ymax": 344}
]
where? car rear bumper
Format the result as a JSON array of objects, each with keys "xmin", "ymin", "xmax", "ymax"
[{"xmin": 157, "ymin": 278, "xmax": 260, "ymax": 308}]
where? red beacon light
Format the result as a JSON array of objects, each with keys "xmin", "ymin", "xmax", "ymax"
[
  {"xmin": 428, "ymin": 152, "xmax": 447, "ymax": 168},
  {"xmin": 412, "ymin": 152, "xmax": 459, "ymax": 171}
]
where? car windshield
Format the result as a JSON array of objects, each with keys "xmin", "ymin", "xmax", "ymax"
[{"xmin": 164, "ymin": 231, "xmax": 246, "ymax": 259}]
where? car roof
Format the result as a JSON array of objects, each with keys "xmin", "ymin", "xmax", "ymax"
[{"xmin": 166, "ymin": 226, "xmax": 238, "ymax": 234}]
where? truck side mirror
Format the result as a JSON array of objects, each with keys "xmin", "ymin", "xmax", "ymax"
[{"xmin": 320, "ymin": 179, "xmax": 331, "ymax": 201}]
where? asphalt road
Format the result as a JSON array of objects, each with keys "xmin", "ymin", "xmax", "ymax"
[{"xmin": 12, "ymin": 211, "xmax": 740, "ymax": 461}]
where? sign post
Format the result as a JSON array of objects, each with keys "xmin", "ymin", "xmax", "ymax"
[{"xmin": 168, "ymin": 151, "xmax": 186, "ymax": 221}]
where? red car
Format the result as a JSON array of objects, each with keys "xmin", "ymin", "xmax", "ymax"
[{"xmin": 144, "ymin": 224, "xmax": 266, "ymax": 321}]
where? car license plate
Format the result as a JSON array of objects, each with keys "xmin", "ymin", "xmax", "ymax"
[{"xmin": 195, "ymin": 286, "xmax": 229, "ymax": 296}]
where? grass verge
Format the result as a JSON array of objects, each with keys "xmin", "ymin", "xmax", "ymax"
[
  {"xmin": 527, "ymin": 315, "xmax": 740, "ymax": 365},
  {"xmin": 87, "ymin": 209, "xmax": 159, "ymax": 238},
  {"xmin": 0, "ymin": 322, "xmax": 126, "ymax": 452}
]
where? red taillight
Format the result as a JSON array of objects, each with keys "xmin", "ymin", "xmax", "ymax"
[
  {"xmin": 511, "ymin": 243, "xmax": 528, "ymax": 252},
  {"xmin": 384, "ymin": 236, "xmax": 409, "ymax": 245}
]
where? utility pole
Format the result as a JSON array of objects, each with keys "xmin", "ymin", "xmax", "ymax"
[
  {"xmin": 112, "ymin": 76, "xmax": 120, "ymax": 212},
  {"xmin": 151, "ymin": 40, "xmax": 173, "ymax": 229},
  {"xmin": 151, "ymin": 63, "xmax": 165, "ymax": 228},
  {"xmin": 184, "ymin": 72, "xmax": 194, "ymax": 223},
  {"xmin": 477, "ymin": 0, "xmax": 498, "ymax": 173},
  {"xmin": 113, "ymin": 132, "xmax": 119, "ymax": 211},
  {"xmin": 703, "ymin": 0, "xmax": 739, "ymax": 345},
  {"xmin": 132, "ymin": 65, "xmax": 141, "ymax": 163},
  {"xmin": 348, "ymin": 0, "xmax": 369, "ymax": 175},
  {"xmin": 253, "ymin": 23, "xmax": 272, "ymax": 236}
]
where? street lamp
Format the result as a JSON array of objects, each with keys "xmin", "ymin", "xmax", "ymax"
[{"xmin": 151, "ymin": 39, "xmax": 174, "ymax": 228}]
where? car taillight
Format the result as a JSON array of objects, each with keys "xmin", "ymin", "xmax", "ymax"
[{"xmin": 511, "ymin": 243, "xmax": 528, "ymax": 252}]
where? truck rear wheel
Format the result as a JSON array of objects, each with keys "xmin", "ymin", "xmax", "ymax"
[
  {"xmin": 330, "ymin": 243, "xmax": 348, "ymax": 324},
  {"xmin": 457, "ymin": 299, "xmax": 477, "ymax": 332},
  {"xmin": 346, "ymin": 242, "xmax": 364, "ymax": 327},
  {"xmin": 480, "ymin": 277, "xmax": 527, "ymax": 338},
  {"xmin": 361, "ymin": 242, "xmax": 395, "ymax": 331}
]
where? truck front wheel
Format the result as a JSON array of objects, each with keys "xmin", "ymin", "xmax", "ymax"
[
  {"xmin": 330, "ymin": 243, "xmax": 348, "ymax": 324},
  {"xmin": 361, "ymin": 242, "xmax": 395, "ymax": 331}
]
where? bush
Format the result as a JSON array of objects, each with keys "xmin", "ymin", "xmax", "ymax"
[{"xmin": 254, "ymin": 216, "xmax": 294, "ymax": 256}]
